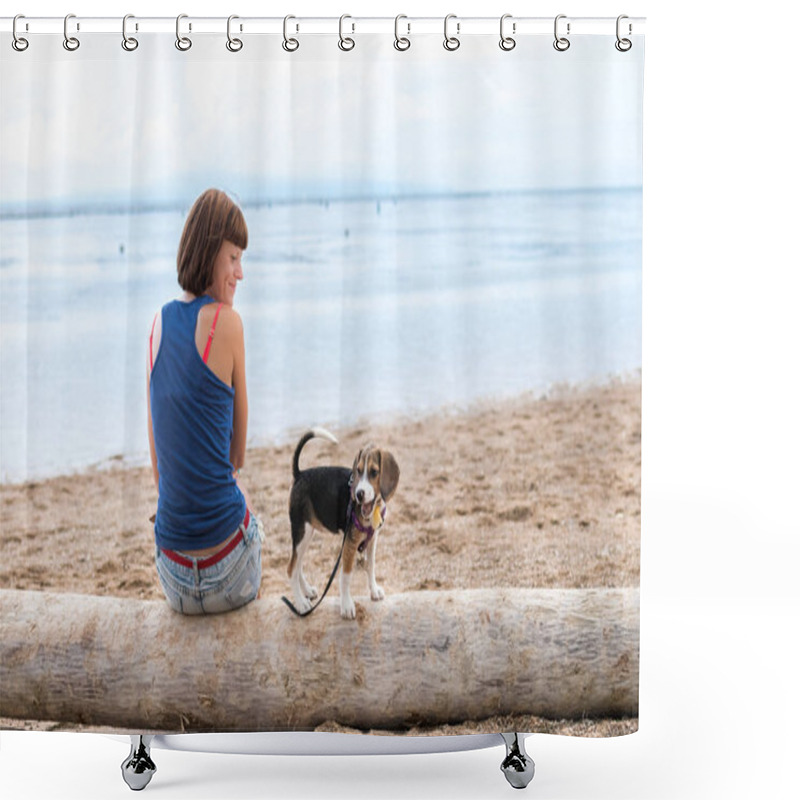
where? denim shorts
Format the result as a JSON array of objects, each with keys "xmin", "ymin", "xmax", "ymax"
[{"xmin": 155, "ymin": 512, "xmax": 262, "ymax": 615}]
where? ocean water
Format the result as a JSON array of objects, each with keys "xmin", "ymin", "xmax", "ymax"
[{"xmin": 0, "ymin": 189, "xmax": 641, "ymax": 483}]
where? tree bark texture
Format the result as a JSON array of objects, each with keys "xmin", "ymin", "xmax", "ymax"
[{"xmin": 0, "ymin": 587, "xmax": 638, "ymax": 731}]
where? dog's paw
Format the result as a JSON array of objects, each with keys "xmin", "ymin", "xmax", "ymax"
[
  {"xmin": 370, "ymin": 584, "xmax": 385, "ymax": 602},
  {"xmin": 340, "ymin": 597, "xmax": 357, "ymax": 620},
  {"xmin": 306, "ymin": 584, "xmax": 319, "ymax": 600},
  {"xmin": 294, "ymin": 595, "xmax": 312, "ymax": 614}
]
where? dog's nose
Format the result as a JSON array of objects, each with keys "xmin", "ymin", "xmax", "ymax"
[{"xmin": 356, "ymin": 488, "xmax": 364, "ymax": 503}]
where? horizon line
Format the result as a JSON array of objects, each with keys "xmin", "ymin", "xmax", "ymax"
[{"xmin": 0, "ymin": 185, "xmax": 643, "ymax": 222}]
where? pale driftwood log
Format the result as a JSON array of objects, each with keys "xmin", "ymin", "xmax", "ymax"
[{"xmin": 0, "ymin": 587, "xmax": 638, "ymax": 731}]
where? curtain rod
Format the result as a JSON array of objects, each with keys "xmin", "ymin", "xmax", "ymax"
[{"xmin": 2, "ymin": 16, "xmax": 646, "ymax": 37}]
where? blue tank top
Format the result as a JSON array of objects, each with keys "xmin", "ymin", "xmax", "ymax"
[{"xmin": 150, "ymin": 296, "xmax": 246, "ymax": 551}]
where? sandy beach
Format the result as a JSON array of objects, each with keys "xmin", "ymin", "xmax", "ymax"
[{"xmin": 1, "ymin": 375, "xmax": 640, "ymax": 736}]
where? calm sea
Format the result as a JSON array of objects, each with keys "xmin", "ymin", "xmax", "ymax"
[{"xmin": 0, "ymin": 189, "xmax": 641, "ymax": 483}]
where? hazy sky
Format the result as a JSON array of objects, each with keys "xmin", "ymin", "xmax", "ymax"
[{"xmin": 1, "ymin": 33, "xmax": 643, "ymax": 211}]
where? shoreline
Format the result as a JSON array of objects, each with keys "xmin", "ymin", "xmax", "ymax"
[{"xmin": 0, "ymin": 369, "xmax": 641, "ymax": 488}]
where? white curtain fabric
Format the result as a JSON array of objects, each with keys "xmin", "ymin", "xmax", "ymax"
[{"xmin": 0, "ymin": 28, "xmax": 643, "ymax": 736}]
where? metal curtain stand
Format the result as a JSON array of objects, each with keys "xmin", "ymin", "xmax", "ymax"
[{"xmin": 121, "ymin": 731, "xmax": 535, "ymax": 791}]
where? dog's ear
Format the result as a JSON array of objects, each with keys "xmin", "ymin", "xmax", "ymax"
[
  {"xmin": 351, "ymin": 446, "xmax": 369, "ymax": 483},
  {"xmin": 378, "ymin": 450, "xmax": 400, "ymax": 502}
]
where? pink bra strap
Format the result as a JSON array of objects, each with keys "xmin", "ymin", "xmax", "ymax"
[
  {"xmin": 202, "ymin": 303, "xmax": 223, "ymax": 364},
  {"xmin": 149, "ymin": 313, "xmax": 158, "ymax": 372}
]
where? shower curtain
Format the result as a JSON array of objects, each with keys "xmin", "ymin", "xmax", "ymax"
[{"xmin": 0, "ymin": 19, "xmax": 643, "ymax": 738}]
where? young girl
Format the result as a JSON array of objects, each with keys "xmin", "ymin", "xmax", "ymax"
[{"xmin": 147, "ymin": 188, "xmax": 261, "ymax": 614}]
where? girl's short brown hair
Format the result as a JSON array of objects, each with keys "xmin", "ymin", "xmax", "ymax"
[{"xmin": 177, "ymin": 189, "xmax": 248, "ymax": 295}]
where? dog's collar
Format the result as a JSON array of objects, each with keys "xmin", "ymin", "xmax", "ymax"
[{"xmin": 352, "ymin": 501, "xmax": 386, "ymax": 553}]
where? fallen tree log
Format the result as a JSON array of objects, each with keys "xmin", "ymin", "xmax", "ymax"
[{"xmin": 0, "ymin": 587, "xmax": 638, "ymax": 731}]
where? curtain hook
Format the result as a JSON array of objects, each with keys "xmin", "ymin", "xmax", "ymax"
[
  {"xmin": 338, "ymin": 14, "xmax": 355, "ymax": 51},
  {"xmin": 615, "ymin": 15, "xmax": 632, "ymax": 52},
  {"xmin": 443, "ymin": 14, "xmax": 460, "ymax": 51},
  {"xmin": 553, "ymin": 14, "xmax": 570, "ymax": 52},
  {"xmin": 499, "ymin": 14, "xmax": 516, "ymax": 51},
  {"xmin": 394, "ymin": 14, "xmax": 410, "ymax": 51},
  {"xmin": 63, "ymin": 13, "xmax": 80, "ymax": 51},
  {"xmin": 227, "ymin": 15, "xmax": 243, "ymax": 52},
  {"xmin": 122, "ymin": 14, "xmax": 139, "ymax": 52},
  {"xmin": 12, "ymin": 15, "xmax": 29, "ymax": 52},
  {"xmin": 176, "ymin": 14, "xmax": 192, "ymax": 51},
  {"xmin": 282, "ymin": 15, "xmax": 299, "ymax": 52}
]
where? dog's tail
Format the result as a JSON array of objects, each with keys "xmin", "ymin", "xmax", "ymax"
[{"xmin": 292, "ymin": 427, "xmax": 338, "ymax": 480}]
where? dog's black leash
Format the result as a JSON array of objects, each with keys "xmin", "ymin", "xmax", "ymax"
[{"xmin": 281, "ymin": 531, "xmax": 347, "ymax": 618}]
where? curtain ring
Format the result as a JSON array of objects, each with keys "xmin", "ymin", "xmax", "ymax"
[
  {"xmin": 282, "ymin": 15, "xmax": 299, "ymax": 52},
  {"xmin": 553, "ymin": 14, "xmax": 570, "ymax": 51},
  {"xmin": 338, "ymin": 14, "xmax": 355, "ymax": 51},
  {"xmin": 63, "ymin": 13, "xmax": 80, "ymax": 51},
  {"xmin": 227, "ymin": 15, "xmax": 243, "ymax": 52},
  {"xmin": 122, "ymin": 14, "xmax": 138, "ymax": 52},
  {"xmin": 176, "ymin": 14, "xmax": 192, "ymax": 51},
  {"xmin": 615, "ymin": 15, "xmax": 632, "ymax": 52},
  {"xmin": 12, "ymin": 15, "xmax": 29, "ymax": 52},
  {"xmin": 499, "ymin": 14, "xmax": 516, "ymax": 51},
  {"xmin": 443, "ymin": 14, "xmax": 460, "ymax": 51},
  {"xmin": 394, "ymin": 14, "xmax": 411, "ymax": 51}
]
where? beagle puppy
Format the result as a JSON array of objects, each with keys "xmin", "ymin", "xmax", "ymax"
[{"xmin": 288, "ymin": 428, "xmax": 400, "ymax": 619}]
